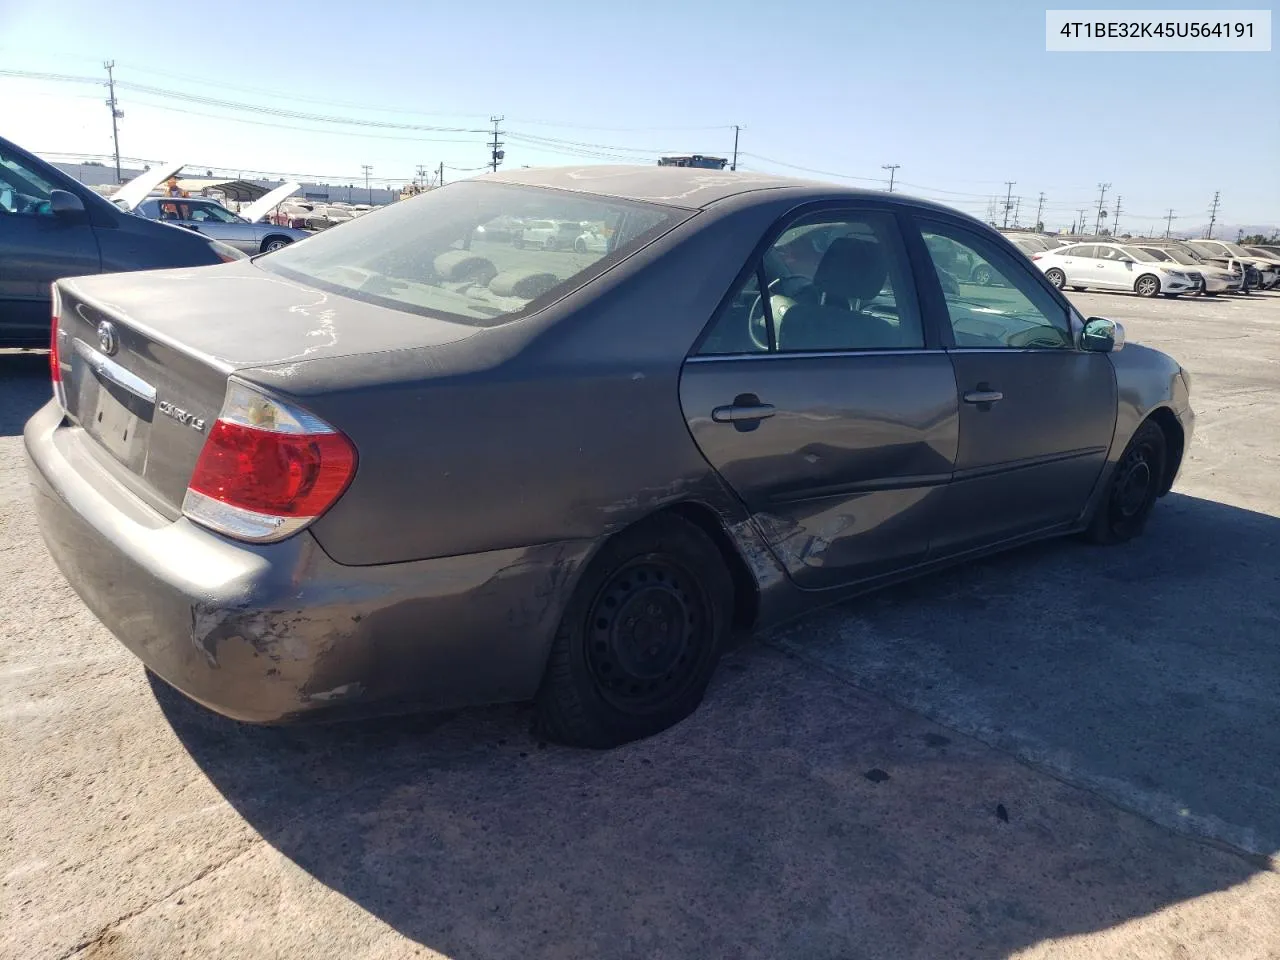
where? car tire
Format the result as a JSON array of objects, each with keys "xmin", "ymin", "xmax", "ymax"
[
  {"xmin": 574, "ymin": 238, "xmax": 587, "ymax": 254},
  {"xmin": 535, "ymin": 514, "xmax": 734, "ymax": 749},
  {"xmin": 1045, "ymin": 268, "xmax": 1066, "ymax": 289},
  {"xmin": 1085, "ymin": 419, "xmax": 1167, "ymax": 545},
  {"xmin": 261, "ymin": 237, "xmax": 291, "ymax": 253},
  {"xmin": 1134, "ymin": 274, "xmax": 1161, "ymax": 298},
  {"xmin": 972, "ymin": 264, "xmax": 993, "ymax": 286},
  {"xmin": 1161, "ymin": 292, "xmax": 1180, "ymax": 298}
]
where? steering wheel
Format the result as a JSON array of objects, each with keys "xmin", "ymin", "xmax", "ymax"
[{"xmin": 748, "ymin": 275, "xmax": 810, "ymax": 350}]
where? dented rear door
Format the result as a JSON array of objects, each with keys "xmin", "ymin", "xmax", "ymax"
[{"xmin": 680, "ymin": 352, "xmax": 959, "ymax": 589}]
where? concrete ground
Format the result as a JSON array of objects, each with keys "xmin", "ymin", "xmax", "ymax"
[{"xmin": 2, "ymin": 289, "xmax": 1279, "ymax": 960}]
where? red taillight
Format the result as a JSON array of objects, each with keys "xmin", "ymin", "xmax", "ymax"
[
  {"xmin": 1030, "ymin": 253, "xmax": 1044, "ymax": 261},
  {"xmin": 182, "ymin": 381, "xmax": 356, "ymax": 543},
  {"xmin": 49, "ymin": 312, "xmax": 61, "ymax": 383},
  {"xmin": 189, "ymin": 421, "xmax": 355, "ymax": 517}
]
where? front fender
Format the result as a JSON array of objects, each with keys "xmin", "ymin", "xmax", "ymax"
[{"xmin": 1080, "ymin": 342, "xmax": 1191, "ymax": 521}]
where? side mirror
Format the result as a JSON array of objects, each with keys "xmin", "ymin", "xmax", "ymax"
[
  {"xmin": 49, "ymin": 189, "xmax": 85, "ymax": 218},
  {"xmin": 1120, "ymin": 257, "xmax": 1134, "ymax": 264},
  {"xmin": 1082, "ymin": 316, "xmax": 1125, "ymax": 353}
]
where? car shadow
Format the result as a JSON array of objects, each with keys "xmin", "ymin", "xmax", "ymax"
[
  {"xmin": 156, "ymin": 492, "xmax": 1269, "ymax": 958},
  {"xmin": 0, "ymin": 352, "xmax": 51, "ymax": 436},
  {"xmin": 775, "ymin": 491, "xmax": 1280, "ymax": 862}
]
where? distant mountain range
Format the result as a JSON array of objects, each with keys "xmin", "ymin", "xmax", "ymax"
[{"xmin": 1176, "ymin": 224, "xmax": 1279, "ymax": 241}]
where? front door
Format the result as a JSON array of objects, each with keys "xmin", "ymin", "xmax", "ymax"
[
  {"xmin": 912, "ymin": 218, "xmax": 1117, "ymax": 554},
  {"xmin": 0, "ymin": 147, "xmax": 100, "ymax": 345},
  {"xmin": 681, "ymin": 207, "xmax": 959, "ymax": 589}
]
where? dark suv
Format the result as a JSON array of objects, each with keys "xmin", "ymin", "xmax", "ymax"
[{"xmin": 0, "ymin": 136, "xmax": 241, "ymax": 347}]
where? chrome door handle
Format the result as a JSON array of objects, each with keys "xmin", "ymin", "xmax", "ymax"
[
  {"xmin": 712, "ymin": 403, "xmax": 776, "ymax": 423},
  {"xmin": 962, "ymin": 390, "xmax": 1003, "ymax": 404}
]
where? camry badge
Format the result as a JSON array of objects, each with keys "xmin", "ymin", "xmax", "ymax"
[{"xmin": 158, "ymin": 400, "xmax": 206, "ymax": 432}]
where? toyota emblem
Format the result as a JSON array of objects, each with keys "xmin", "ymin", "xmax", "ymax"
[{"xmin": 96, "ymin": 321, "xmax": 118, "ymax": 356}]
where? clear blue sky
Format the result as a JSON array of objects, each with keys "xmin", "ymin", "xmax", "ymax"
[{"xmin": 1, "ymin": 0, "xmax": 1276, "ymax": 233}]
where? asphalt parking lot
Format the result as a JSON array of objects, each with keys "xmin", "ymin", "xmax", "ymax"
[{"xmin": 3, "ymin": 289, "xmax": 1279, "ymax": 960}]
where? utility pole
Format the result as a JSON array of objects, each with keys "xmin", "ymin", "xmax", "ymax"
[
  {"xmin": 103, "ymin": 61, "xmax": 124, "ymax": 184},
  {"xmin": 1094, "ymin": 182, "xmax": 1111, "ymax": 235},
  {"xmin": 1206, "ymin": 191, "xmax": 1220, "ymax": 238},
  {"xmin": 730, "ymin": 125, "xmax": 740, "ymax": 171},
  {"xmin": 489, "ymin": 116, "xmax": 505, "ymax": 173},
  {"xmin": 1012, "ymin": 196, "xmax": 1021, "ymax": 228},
  {"xmin": 1164, "ymin": 209, "xmax": 1176, "ymax": 238},
  {"xmin": 1112, "ymin": 195, "xmax": 1122, "ymax": 237},
  {"xmin": 1077, "ymin": 208, "xmax": 1089, "ymax": 235},
  {"xmin": 1002, "ymin": 180, "xmax": 1016, "ymax": 228},
  {"xmin": 361, "ymin": 164, "xmax": 372, "ymax": 204},
  {"xmin": 438, "ymin": 161, "xmax": 445, "ymax": 187},
  {"xmin": 415, "ymin": 164, "xmax": 427, "ymax": 188},
  {"xmin": 1035, "ymin": 192, "xmax": 1046, "ymax": 231},
  {"xmin": 882, "ymin": 163, "xmax": 900, "ymax": 192}
]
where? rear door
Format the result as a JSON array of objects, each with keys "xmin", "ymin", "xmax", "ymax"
[
  {"xmin": 911, "ymin": 217, "xmax": 1116, "ymax": 554},
  {"xmin": 0, "ymin": 147, "xmax": 101, "ymax": 344},
  {"xmin": 1061, "ymin": 244, "xmax": 1096, "ymax": 285},
  {"xmin": 680, "ymin": 205, "xmax": 959, "ymax": 589}
]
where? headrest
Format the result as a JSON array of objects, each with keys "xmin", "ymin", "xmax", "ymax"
[{"xmin": 812, "ymin": 237, "xmax": 888, "ymax": 302}]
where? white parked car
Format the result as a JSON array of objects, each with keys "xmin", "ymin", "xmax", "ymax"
[
  {"xmin": 1182, "ymin": 239, "xmax": 1280, "ymax": 290},
  {"xmin": 574, "ymin": 228, "xmax": 610, "ymax": 254},
  {"xmin": 1139, "ymin": 246, "xmax": 1243, "ymax": 294},
  {"xmin": 1032, "ymin": 242, "xmax": 1201, "ymax": 298},
  {"xmin": 513, "ymin": 219, "xmax": 582, "ymax": 250}
]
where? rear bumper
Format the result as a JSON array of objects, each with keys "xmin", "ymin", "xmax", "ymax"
[{"xmin": 25, "ymin": 400, "xmax": 591, "ymax": 723}]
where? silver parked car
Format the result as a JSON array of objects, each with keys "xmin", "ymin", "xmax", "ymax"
[
  {"xmin": 135, "ymin": 197, "xmax": 311, "ymax": 254},
  {"xmin": 27, "ymin": 166, "xmax": 1194, "ymax": 748}
]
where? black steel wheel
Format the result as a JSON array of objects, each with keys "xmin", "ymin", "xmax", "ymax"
[
  {"xmin": 1045, "ymin": 268, "xmax": 1066, "ymax": 289},
  {"xmin": 536, "ymin": 514, "xmax": 733, "ymax": 748},
  {"xmin": 1086, "ymin": 419, "xmax": 1167, "ymax": 544}
]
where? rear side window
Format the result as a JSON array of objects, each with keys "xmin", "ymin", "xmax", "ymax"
[
  {"xmin": 697, "ymin": 210, "xmax": 924, "ymax": 355},
  {"xmin": 263, "ymin": 182, "xmax": 688, "ymax": 327},
  {"xmin": 0, "ymin": 146, "xmax": 58, "ymax": 216}
]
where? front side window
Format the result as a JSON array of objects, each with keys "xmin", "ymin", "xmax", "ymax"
[
  {"xmin": 188, "ymin": 202, "xmax": 241, "ymax": 224},
  {"xmin": 918, "ymin": 222, "xmax": 1073, "ymax": 350},
  {"xmin": 0, "ymin": 147, "xmax": 58, "ymax": 217},
  {"xmin": 1096, "ymin": 246, "xmax": 1129, "ymax": 262},
  {"xmin": 263, "ymin": 181, "xmax": 687, "ymax": 326},
  {"xmin": 697, "ymin": 210, "xmax": 924, "ymax": 355}
]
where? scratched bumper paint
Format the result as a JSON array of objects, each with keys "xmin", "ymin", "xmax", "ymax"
[{"xmin": 25, "ymin": 400, "xmax": 592, "ymax": 723}]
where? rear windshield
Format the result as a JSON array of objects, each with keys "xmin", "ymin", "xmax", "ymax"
[{"xmin": 262, "ymin": 181, "xmax": 687, "ymax": 326}]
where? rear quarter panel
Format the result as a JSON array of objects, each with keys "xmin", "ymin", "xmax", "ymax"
[{"xmin": 244, "ymin": 193, "xmax": 809, "ymax": 568}]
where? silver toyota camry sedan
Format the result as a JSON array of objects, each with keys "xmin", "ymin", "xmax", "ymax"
[
  {"xmin": 26, "ymin": 166, "xmax": 1193, "ymax": 748},
  {"xmin": 134, "ymin": 196, "xmax": 311, "ymax": 254}
]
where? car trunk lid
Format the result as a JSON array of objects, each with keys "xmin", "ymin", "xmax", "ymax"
[{"xmin": 53, "ymin": 262, "xmax": 484, "ymax": 515}]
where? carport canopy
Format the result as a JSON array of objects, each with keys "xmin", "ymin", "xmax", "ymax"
[{"xmin": 175, "ymin": 178, "xmax": 270, "ymax": 202}]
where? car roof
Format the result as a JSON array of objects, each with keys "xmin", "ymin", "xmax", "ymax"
[{"xmin": 478, "ymin": 164, "xmax": 963, "ymax": 216}]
